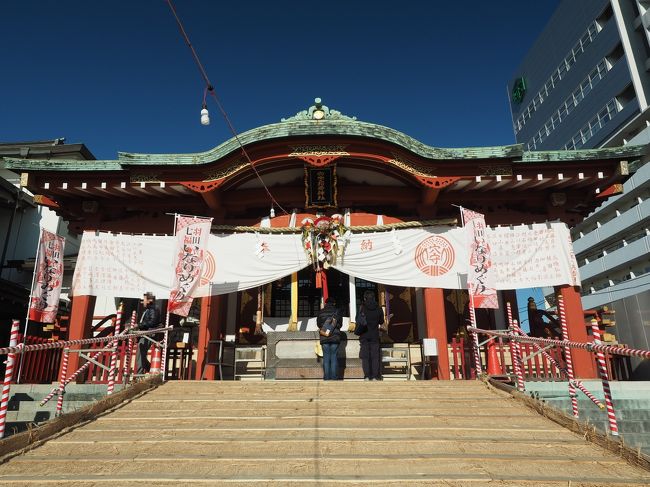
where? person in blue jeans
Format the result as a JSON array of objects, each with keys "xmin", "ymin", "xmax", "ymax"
[
  {"xmin": 318, "ymin": 297, "xmax": 342, "ymax": 380},
  {"xmin": 358, "ymin": 290, "xmax": 385, "ymax": 380}
]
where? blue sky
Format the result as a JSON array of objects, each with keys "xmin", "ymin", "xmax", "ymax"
[{"xmin": 2, "ymin": 1, "xmax": 560, "ymax": 159}]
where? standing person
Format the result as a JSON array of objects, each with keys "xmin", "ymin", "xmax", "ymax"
[
  {"xmin": 317, "ymin": 297, "xmax": 342, "ymax": 380},
  {"xmin": 136, "ymin": 292, "xmax": 161, "ymax": 374},
  {"xmin": 359, "ymin": 290, "xmax": 385, "ymax": 381}
]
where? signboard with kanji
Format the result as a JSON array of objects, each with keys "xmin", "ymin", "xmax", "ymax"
[{"xmin": 305, "ymin": 166, "xmax": 337, "ymax": 208}]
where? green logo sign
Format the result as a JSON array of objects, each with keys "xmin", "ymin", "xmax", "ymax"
[{"xmin": 512, "ymin": 77, "xmax": 526, "ymax": 104}]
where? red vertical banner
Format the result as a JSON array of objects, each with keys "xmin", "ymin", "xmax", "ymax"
[
  {"xmin": 29, "ymin": 229, "xmax": 65, "ymax": 323},
  {"xmin": 462, "ymin": 208, "xmax": 498, "ymax": 309},
  {"xmin": 168, "ymin": 215, "xmax": 213, "ymax": 317}
]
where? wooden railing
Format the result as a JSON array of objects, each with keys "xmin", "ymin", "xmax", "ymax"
[
  {"xmin": 12, "ymin": 334, "xmax": 62, "ymax": 384},
  {"xmin": 448, "ymin": 335, "xmax": 630, "ymax": 381}
]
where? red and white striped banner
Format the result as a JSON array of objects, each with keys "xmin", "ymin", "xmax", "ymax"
[
  {"xmin": 29, "ymin": 229, "xmax": 65, "ymax": 323},
  {"xmin": 168, "ymin": 215, "xmax": 213, "ymax": 316},
  {"xmin": 462, "ymin": 208, "xmax": 498, "ymax": 308}
]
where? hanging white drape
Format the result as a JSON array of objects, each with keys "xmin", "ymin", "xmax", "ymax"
[{"xmin": 71, "ymin": 222, "xmax": 580, "ymax": 298}]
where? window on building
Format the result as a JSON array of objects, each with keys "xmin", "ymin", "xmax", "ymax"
[{"xmin": 596, "ymin": 5, "xmax": 613, "ymax": 29}]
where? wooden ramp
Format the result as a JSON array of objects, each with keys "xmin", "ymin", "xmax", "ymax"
[{"xmin": 0, "ymin": 381, "xmax": 648, "ymax": 486}]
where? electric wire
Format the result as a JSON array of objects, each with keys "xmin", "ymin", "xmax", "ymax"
[{"xmin": 165, "ymin": 0, "xmax": 288, "ymax": 215}]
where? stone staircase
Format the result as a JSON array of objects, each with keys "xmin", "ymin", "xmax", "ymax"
[
  {"xmin": 0, "ymin": 380, "xmax": 649, "ymax": 485},
  {"xmin": 4, "ymin": 383, "xmax": 122, "ymax": 437},
  {"xmin": 525, "ymin": 381, "xmax": 650, "ymax": 456}
]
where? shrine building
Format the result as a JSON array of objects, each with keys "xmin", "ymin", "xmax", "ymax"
[{"xmin": 4, "ymin": 99, "xmax": 647, "ymax": 380}]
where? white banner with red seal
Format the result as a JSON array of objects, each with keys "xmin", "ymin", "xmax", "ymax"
[
  {"xmin": 29, "ymin": 229, "xmax": 65, "ymax": 323},
  {"xmin": 70, "ymin": 222, "xmax": 580, "ymax": 298},
  {"xmin": 168, "ymin": 215, "xmax": 213, "ymax": 317}
]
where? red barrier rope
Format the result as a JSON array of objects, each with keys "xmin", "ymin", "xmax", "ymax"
[
  {"xmin": 467, "ymin": 327, "xmax": 650, "ymax": 360},
  {"xmin": 0, "ymin": 326, "xmax": 173, "ymax": 356}
]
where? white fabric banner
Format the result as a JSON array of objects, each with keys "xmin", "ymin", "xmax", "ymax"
[
  {"xmin": 462, "ymin": 208, "xmax": 498, "ymax": 309},
  {"xmin": 71, "ymin": 233, "xmax": 174, "ymax": 298},
  {"xmin": 168, "ymin": 216, "xmax": 213, "ymax": 316},
  {"xmin": 29, "ymin": 229, "xmax": 65, "ymax": 323},
  {"xmin": 488, "ymin": 222, "xmax": 581, "ymax": 288},
  {"xmin": 71, "ymin": 222, "xmax": 580, "ymax": 298},
  {"xmin": 195, "ymin": 232, "xmax": 310, "ymax": 296},
  {"xmin": 333, "ymin": 227, "xmax": 467, "ymax": 289}
]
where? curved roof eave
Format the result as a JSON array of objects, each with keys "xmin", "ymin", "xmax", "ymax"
[
  {"xmin": 117, "ymin": 119, "xmax": 525, "ymax": 166},
  {"xmin": 520, "ymin": 144, "xmax": 649, "ymax": 162}
]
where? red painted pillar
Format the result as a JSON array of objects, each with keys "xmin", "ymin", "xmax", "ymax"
[
  {"xmin": 66, "ymin": 295, "xmax": 96, "ymax": 373},
  {"xmin": 557, "ymin": 285, "xmax": 597, "ymax": 378},
  {"xmin": 423, "ymin": 288, "xmax": 450, "ymax": 380},
  {"xmin": 195, "ymin": 294, "xmax": 224, "ymax": 380}
]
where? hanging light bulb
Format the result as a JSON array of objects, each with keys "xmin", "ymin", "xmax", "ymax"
[
  {"xmin": 270, "ymin": 206, "xmax": 275, "ymax": 218},
  {"xmin": 200, "ymin": 103, "xmax": 210, "ymax": 126}
]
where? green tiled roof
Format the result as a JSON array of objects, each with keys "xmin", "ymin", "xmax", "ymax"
[
  {"xmin": 1, "ymin": 157, "xmax": 122, "ymax": 171},
  {"xmin": 116, "ymin": 119, "xmax": 524, "ymax": 166},
  {"xmin": 520, "ymin": 145, "xmax": 647, "ymax": 162},
  {"xmin": 2, "ymin": 114, "xmax": 647, "ymax": 173}
]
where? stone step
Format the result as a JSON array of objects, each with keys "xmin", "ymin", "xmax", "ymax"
[
  {"xmin": 36, "ymin": 437, "xmax": 608, "ymax": 458},
  {"xmin": 90, "ymin": 414, "xmax": 557, "ymax": 430},
  {"xmin": 543, "ymin": 398, "xmax": 650, "ymax": 413},
  {"xmin": 1, "ymin": 455, "xmax": 644, "ymax": 482},
  {"xmin": 63, "ymin": 425, "xmax": 572, "ymax": 441},
  {"xmin": 7, "ymin": 400, "xmax": 96, "ymax": 413},
  {"xmin": 144, "ymin": 382, "xmax": 487, "ymax": 393},
  {"xmin": 109, "ymin": 406, "xmax": 534, "ymax": 418},
  {"xmin": 1, "ymin": 475, "xmax": 649, "ymax": 486},
  {"xmin": 578, "ymin": 419, "xmax": 650, "ymax": 434},
  {"xmin": 125, "ymin": 395, "xmax": 503, "ymax": 405}
]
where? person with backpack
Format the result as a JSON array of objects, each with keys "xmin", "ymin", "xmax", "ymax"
[
  {"xmin": 357, "ymin": 290, "xmax": 385, "ymax": 381},
  {"xmin": 136, "ymin": 292, "xmax": 162, "ymax": 374},
  {"xmin": 317, "ymin": 297, "xmax": 342, "ymax": 380}
]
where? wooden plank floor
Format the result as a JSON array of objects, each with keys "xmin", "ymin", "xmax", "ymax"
[{"xmin": 0, "ymin": 381, "xmax": 648, "ymax": 486}]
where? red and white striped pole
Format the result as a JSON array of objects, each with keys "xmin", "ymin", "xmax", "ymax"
[
  {"xmin": 106, "ymin": 304, "xmax": 123, "ymax": 396},
  {"xmin": 558, "ymin": 295, "xmax": 579, "ymax": 418},
  {"xmin": 510, "ymin": 319, "xmax": 525, "ymax": 391},
  {"xmin": 506, "ymin": 302, "xmax": 514, "ymax": 329},
  {"xmin": 570, "ymin": 379, "xmax": 604, "ymax": 409},
  {"xmin": 511, "ymin": 327, "xmax": 604, "ymax": 409},
  {"xmin": 55, "ymin": 349, "xmax": 69, "ymax": 417},
  {"xmin": 506, "ymin": 304, "xmax": 525, "ymax": 390},
  {"xmin": 590, "ymin": 319, "xmax": 619, "ymax": 436},
  {"xmin": 160, "ymin": 310, "xmax": 170, "ymax": 382},
  {"xmin": 122, "ymin": 311, "xmax": 137, "ymax": 383},
  {"xmin": 0, "ymin": 320, "xmax": 20, "ymax": 439}
]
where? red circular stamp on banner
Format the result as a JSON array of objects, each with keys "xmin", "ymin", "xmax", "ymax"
[
  {"xmin": 414, "ymin": 235, "xmax": 455, "ymax": 276},
  {"xmin": 200, "ymin": 251, "xmax": 216, "ymax": 285}
]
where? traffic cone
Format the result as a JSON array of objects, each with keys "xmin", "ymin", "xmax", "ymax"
[
  {"xmin": 487, "ymin": 340, "xmax": 503, "ymax": 376},
  {"xmin": 149, "ymin": 347, "xmax": 161, "ymax": 375}
]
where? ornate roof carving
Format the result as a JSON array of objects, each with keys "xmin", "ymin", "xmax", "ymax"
[{"xmin": 281, "ymin": 98, "xmax": 357, "ymax": 122}]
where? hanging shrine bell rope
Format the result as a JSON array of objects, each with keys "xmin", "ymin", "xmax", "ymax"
[
  {"xmin": 211, "ymin": 218, "xmax": 458, "ymax": 234},
  {"xmin": 164, "ymin": 0, "xmax": 288, "ymax": 216}
]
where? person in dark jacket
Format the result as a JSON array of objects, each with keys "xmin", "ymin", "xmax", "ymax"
[
  {"xmin": 317, "ymin": 297, "xmax": 342, "ymax": 380},
  {"xmin": 358, "ymin": 290, "xmax": 385, "ymax": 380},
  {"xmin": 136, "ymin": 292, "xmax": 162, "ymax": 374}
]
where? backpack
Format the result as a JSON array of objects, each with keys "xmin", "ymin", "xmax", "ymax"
[
  {"xmin": 354, "ymin": 306, "xmax": 368, "ymax": 336},
  {"xmin": 319, "ymin": 315, "xmax": 336, "ymax": 337}
]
